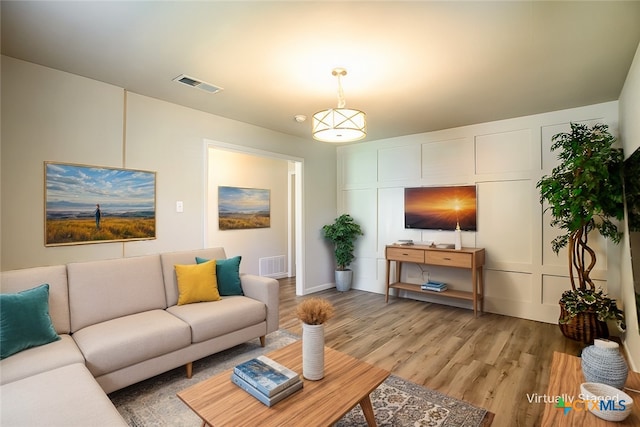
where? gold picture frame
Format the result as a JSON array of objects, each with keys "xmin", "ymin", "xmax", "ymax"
[{"xmin": 44, "ymin": 162, "xmax": 156, "ymax": 246}]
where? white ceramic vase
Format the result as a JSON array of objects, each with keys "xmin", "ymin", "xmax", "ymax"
[{"xmin": 302, "ymin": 323, "xmax": 325, "ymax": 380}]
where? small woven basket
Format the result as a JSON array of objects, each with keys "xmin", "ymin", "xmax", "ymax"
[
  {"xmin": 558, "ymin": 302, "xmax": 609, "ymax": 344},
  {"xmin": 580, "ymin": 382, "xmax": 633, "ymax": 422}
]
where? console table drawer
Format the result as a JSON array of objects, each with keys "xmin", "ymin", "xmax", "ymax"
[
  {"xmin": 425, "ymin": 251, "xmax": 472, "ymax": 268},
  {"xmin": 386, "ymin": 247, "xmax": 425, "ymax": 263}
]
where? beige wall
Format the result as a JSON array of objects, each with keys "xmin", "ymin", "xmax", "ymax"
[
  {"xmin": 619, "ymin": 41, "xmax": 640, "ymax": 370},
  {"xmin": 1, "ymin": 56, "xmax": 126, "ymax": 266},
  {"xmin": 1, "ymin": 56, "xmax": 337, "ymax": 294},
  {"xmin": 206, "ymin": 148, "xmax": 290, "ymax": 277}
]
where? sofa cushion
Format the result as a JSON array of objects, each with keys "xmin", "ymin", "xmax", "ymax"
[
  {"xmin": 175, "ymin": 260, "xmax": 221, "ymax": 305},
  {"xmin": 0, "ymin": 284, "xmax": 60, "ymax": 359},
  {"xmin": 196, "ymin": 255, "xmax": 244, "ymax": 296},
  {"xmin": 0, "ymin": 363, "xmax": 127, "ymax": 426},
  {"xmin": 1, "ymin": 265, "xmax": 71, "ymax": 334},
  {"xmin": 160, "ymin": 247, "xmax": 228, "ymax": 306},
  {"xmin": 67, "ymin": 255, "xmax": 167, "ymax": 332},
  {"xmin": 0, "ymin": 335, "xmax": 84, "ymax": 385},
  {"xmin": 72, "ymin": 309, "xmax": 191, "ymax": 377},
  {"xmin": 167, "ymin": 296, "xmax": 266, "ymax": 343}
]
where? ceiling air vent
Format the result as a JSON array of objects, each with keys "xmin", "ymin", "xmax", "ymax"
[{"xmin": 172, "ymin": 74, "xmax": 223, "ymax": 94}]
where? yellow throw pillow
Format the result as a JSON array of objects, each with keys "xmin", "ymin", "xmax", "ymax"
[{"xmin": 175, "ymin": 260, "xmax": 221, "ymax": 305}]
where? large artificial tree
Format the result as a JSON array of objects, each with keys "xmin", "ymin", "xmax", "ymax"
[{"xmin": 537, "ymin": 122, "xmax": 625, "ymax": 343}]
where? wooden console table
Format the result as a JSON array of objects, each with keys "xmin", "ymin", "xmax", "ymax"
[{"xmin": 384, "ymin": 244, "xmax": 485, "ymax": 317}]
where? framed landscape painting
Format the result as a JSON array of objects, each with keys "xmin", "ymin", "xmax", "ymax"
[
  {"xmin": 218, "ymin": 186, "xmax": 270, "ymax": 230},
  {"xmin": 45, "ymin": 162, "xmax": 156, "ymax": 246}
]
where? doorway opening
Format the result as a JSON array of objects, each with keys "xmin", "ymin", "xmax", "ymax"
[{"xmin": 204, "ymin": 140, "xmax": 304, "ymax": 294}]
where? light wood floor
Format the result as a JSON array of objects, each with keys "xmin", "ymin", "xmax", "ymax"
[{"xmin": 277, "ymin": 278, "xmax": 583, "ymax": 427}]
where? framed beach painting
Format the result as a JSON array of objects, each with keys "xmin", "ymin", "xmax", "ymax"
[
  {"xmin": 218, "ymin": 186, "xmax": 270, "ymax": 230},
  {"xmin": 44, "ymin": 162, "xmax": 156, "ymax": 246}
]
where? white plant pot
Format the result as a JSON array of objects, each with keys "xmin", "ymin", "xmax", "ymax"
[
  {"xmin": 335, "ymin": 270, "xmax": 353, "ymax": 292},
  {"xmin": 302, "ymin": 323, "xmax": 325, "ymax": 380}
]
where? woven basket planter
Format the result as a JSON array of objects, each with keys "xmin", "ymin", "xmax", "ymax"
[{"xmin": 558, "ymin": 302, "xmax": 609, "ymax": 344}]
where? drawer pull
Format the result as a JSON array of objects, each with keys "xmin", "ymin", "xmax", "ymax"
[
  {"xmin": 402, "ymin": 253, "xmax": 409, "ymax": 256},
  {"xmin": 443, "ymin": 257, "xmax": 451, "ymax": 260}
]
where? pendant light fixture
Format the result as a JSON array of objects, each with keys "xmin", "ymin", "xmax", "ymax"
[{"xmin": 312, "ymin": 68, "xmax": 366, "ymax": 143}]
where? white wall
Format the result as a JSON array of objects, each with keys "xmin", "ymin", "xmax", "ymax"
[
  {"xmin": 338, "ymin": 101, "xmax": 621, "ymax": 325},
  {"xmin": 0, "ymin": 56, "xmax": 337, "ymax": 294},
  {"xmin": 619, "ymin": 41, "xmax": 640, "ymax": 370},
  {"xmin": 621, "ymin": 42, "xmax": 640, "ymax": 158}
]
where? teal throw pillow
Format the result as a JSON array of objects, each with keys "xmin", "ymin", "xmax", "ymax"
[
  {"xmin": 0, "ymin": 284, "xmax": 60, "ymax": 359},
  {"xmin": 196, "ymin": 256, "xmax": 243, "ymax": 296}
]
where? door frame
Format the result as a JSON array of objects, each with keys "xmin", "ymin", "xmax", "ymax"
[{"xmin": 203, "ymin": 140, "xmax": 305, "ymax": 294}]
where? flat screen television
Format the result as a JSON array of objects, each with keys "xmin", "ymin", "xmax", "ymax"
[{"xmin": 404, "ymin": 185, "xmax": 477, "ymax": 231}]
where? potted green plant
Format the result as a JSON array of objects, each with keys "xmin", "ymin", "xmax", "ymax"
[
  {"xmin": 322, "ymin": 214, "xmax": 364, "ymax": 291},
  {"xmin": 537, "ymin": 122, "xmax": 626, "ymax": 343}
]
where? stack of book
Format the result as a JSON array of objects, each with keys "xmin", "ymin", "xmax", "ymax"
[
  {"xmin": 421, "ymin": 280, "xmax": 447, "ymax": 292},
  {"xmin": 231, "ymin": 355, "xmax": 302, "ymax": 407}
]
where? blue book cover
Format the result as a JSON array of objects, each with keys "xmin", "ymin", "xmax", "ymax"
[
  {"xmin": 425, "ymin": 280, "xmax": 446, "ymax": 287},
  {"xmin": 233, "ymin": 356, "xmax": 300, "ymax": 397},
  {"xmin": 421, "ymin": 281, "xmax": 448, "ymax": 292},
  {"xmin": 231, "ymin": 373, "xmax": 303, "ymax": 406}
]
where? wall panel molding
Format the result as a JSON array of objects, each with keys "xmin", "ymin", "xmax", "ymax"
[{"xmin": 337, "ymin": 101, "xmax": 619, "ymax": 324}]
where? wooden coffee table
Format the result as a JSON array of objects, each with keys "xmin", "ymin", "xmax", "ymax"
[
  {"xmin": 177, "ymin": 341, "xmax": 390, "ymax": 426},
  {"xmin": 541, "ymin": 351, "xmax": 640, "ymax": 426}
]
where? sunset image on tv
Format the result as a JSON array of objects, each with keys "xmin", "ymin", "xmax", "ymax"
[{"xmin": 404, "ymin": 186, "xmax": 477, "ymax": 231}]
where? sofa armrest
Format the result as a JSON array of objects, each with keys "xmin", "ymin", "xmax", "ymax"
[{"xmin": 240, "ymin": 274, "xmax": 279, "ymax": 334}]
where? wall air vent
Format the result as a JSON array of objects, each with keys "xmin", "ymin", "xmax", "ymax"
[{"xmin": 172, "ymin": 74, "xmax": 223, "ymax": 94}]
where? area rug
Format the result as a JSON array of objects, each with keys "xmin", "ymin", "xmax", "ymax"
[{"xmin": 109, "ymin": 330, "xmax": 490, "ymax": 427}]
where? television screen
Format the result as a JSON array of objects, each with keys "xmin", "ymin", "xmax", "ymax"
[{"xmin": 404, "ymin": 185, "xmax": 477, "ymax": 231}]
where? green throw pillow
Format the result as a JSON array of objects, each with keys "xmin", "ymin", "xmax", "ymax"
[
  {"xmin": 0, "ymin": 284, "xmax": 60, "ymax": 359},
  {"xmin": 196, "ymin": 256, "xmax": 243, "ymax": 296}
]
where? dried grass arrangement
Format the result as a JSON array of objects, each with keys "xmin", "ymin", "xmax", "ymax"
[{"xmin": 296, "ymin": 298, "xmax": 335, "ymax": 325}]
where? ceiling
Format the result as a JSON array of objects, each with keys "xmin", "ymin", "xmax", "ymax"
[{"xmin": 2, "ymin": 1, "xmax": 640, "ymax": 143}]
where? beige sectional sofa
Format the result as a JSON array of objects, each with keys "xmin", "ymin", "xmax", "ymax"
[{"xmin": 0, "ymin": 247, "xmax": 279, "ymax": 426}]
